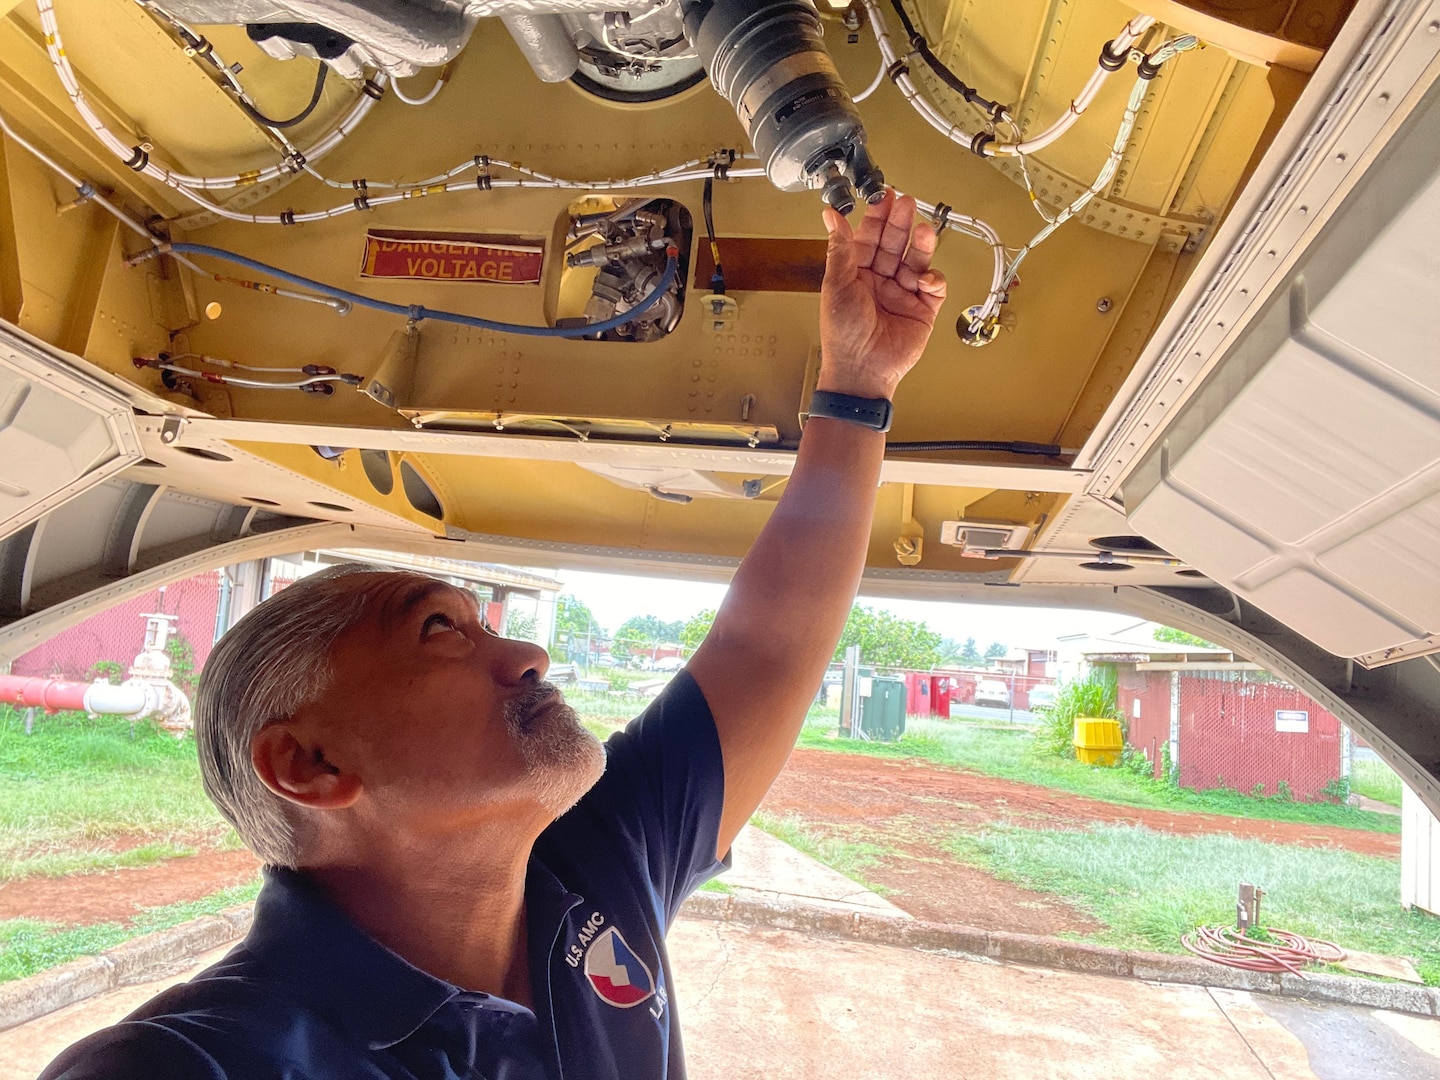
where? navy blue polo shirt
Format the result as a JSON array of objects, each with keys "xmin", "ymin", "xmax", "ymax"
[{"xmin": 40, "ymin": 671, "xmax": 729, "ymax": 1080}]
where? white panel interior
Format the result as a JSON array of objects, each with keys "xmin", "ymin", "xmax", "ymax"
[
  {"xmin": 1123, "ymin": 83, "xmax": 1440, "ymax": 661},
  {"xmin": 0, "ymin": 362, "xmax": 129, "ymax": 534}
]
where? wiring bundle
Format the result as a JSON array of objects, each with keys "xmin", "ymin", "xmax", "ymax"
[{"xmin": 5, "ymin": 0, "xmax": 1208, "ymax": 396}]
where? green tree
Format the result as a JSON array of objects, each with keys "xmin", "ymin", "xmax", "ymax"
[
  {"xmin": 555, "ymin": 594, "xmax": 601, "ymax": 640},
  {"xmin": 554, "ymin": 594, "xmax": 603, "ymax": 655},
  {"xmin": 832, "ymin": 605, "xmax": 944, "ymax": 669},
  {"xmin": 984, "ymin": 641, "xmax": 1008, "ymax": 659},
  {"xmin": 612, "ymin": 614, "xmax": 684, "ymax": 659},
  {"xmin": 507, "ymin": 611, "xmax": 537, "ymax": 642},
  {"xmin": 1154, "ymin": 625, "xmax": 1219, "ymax": 649},
  {"xmin": 681, "ymin": 609, "xmax": 717, "ymax": 651},
  {"xmin": 960, "ymin": 637, "xmax": 981, "ymax": 664}
]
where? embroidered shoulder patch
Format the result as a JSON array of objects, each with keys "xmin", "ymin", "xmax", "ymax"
[{"xmin": 583, "ymin": 927, "xmax": 655, "ymax": 1008}]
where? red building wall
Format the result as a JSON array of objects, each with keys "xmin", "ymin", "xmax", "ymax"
[
  {"xmin": 9, "ymin": 572, "xmax": 222, "ymax": 681},
  {"xmin": 1116, "ymin": 668, "xmax": 1342, "ymax": 799},
  {"xmin": 1118, "ymin": 669, "xmax": 1174, "ymax": 777},
  {"xmin": 1176, "ymin": 673, "xmax": 1341, "ymax": 800}
]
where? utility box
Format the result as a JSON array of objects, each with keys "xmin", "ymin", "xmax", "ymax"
[
  {"xmin": 1074, "ymin": 717, "xmax": 1123, "ymax": 766},
  {"xmin": 859, "ymin": 677, "xmax": 907, "ymax": 741}
]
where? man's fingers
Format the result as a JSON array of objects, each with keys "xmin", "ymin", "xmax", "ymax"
[
  {"xmin": 870, "ymin": 194, "xmax": 918, "ymax": 280},
  {"xmin": 821, "ymin": 206, "xmax": 858, "ymax": 290},
  {"xmin": 902, "ymin": 215, "xmax": 938, "ymax": 275},
  {"xmin": 878, "ymin": 271, "xmax": 947, "ymax": 321},
  {"xmin": 893, "ymin": 211, "xmax": 942, "ymax": 290},
  {"xmin": 917, "ymin": 269, "xmax": 947, "ymax": 315},
  {"xmin": 852, "ymin": 189, "xmax": 894, "ymax": 270}
]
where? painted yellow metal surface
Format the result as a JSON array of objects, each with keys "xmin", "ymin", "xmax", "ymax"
[{"xmin": 0, "ymin": 0, "xmax": 1357, "ymax": 577}]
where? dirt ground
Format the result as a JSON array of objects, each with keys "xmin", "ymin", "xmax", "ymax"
[
  {"xmin": 0, "ymin": 849, "xmax": 261, "ymax": 925},
  {"xmin": 757, "ymin": 748, "xmax": 1399, "ymax": 930},
  {"xmin": 0, "ymin": 747, "xmax": 1396, "ymax": 937}
]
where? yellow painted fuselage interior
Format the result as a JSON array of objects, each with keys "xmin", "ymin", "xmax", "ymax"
[{"xmin": 0, "ymin": 0, "xmax": 1358, "ymax": 580}]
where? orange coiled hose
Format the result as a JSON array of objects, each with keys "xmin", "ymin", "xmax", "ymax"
[{"xmin": 1180, "ymin": 925, "xmax": 1345, "ymax": 977}]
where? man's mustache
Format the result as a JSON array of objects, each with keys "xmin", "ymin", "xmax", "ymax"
[{"xmin": 504, "ymin": 681, "xmax": 564, "ymax": 726}]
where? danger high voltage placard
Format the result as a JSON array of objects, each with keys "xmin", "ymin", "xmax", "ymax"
[{"xmin": 360, "ymin": 230, "xmax": 544, "ymax": 284}]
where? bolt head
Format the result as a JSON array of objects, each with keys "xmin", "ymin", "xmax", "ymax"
[{"xmin": 1097, "ymin": 297, "xmax": 1113, "ymax": 313}]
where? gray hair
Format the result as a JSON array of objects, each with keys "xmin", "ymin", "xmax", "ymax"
[{"xmin": 195, "ymin": 562, "xmax": 393, "ymax": 867}]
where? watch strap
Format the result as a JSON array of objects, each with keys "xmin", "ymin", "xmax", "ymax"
[{"xmin": 806, "ymin": 390, "xmax": 893, "ymax": 433}]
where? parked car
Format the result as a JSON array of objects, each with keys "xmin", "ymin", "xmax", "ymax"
[
  {"xmin": 1027, "ymin": 685, "xmax": 1057, "ymax": 710},
  {"xmin": 974, "ymin": 679, "xmax": 1012, "ymax": 708},
  {"xmin": 653, "ymin": 656, "xmax": 685, "ymax": 673},
  {"xmin": 595, "ymin": 653, "xmax": 616, "ymax": 668}
]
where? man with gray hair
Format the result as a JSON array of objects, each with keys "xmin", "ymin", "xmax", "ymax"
[{"xmin": 41, "ymin": 191, "xmax": 946, "ymax": 1079}]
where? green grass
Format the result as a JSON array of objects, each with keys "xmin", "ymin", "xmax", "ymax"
[
  {"xmin": 944, "ymin": 822, "xmax": 1440, "ymax": 985},
  {"xmin": 0, "ymin": 878, "xmax": 262, "ymax": 984},
  {"xmin": 1352, "ymin": 757, "xmax": 1404, "ymax": 807},
  {"xmin": 798, "ymin": 711, "xmax": 1400, "ymax": 834},
  {"xmin": 0, "ymin": 707, "xmax": 230, "ymax": 880},
  {"xmin": 750, "ymin": 810, "xmax": 891, "ymax": 894}
]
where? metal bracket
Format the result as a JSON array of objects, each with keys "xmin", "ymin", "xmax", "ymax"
[
  {"xmin": 893, "ymin": 482, "xmax": 924, "ymax": 567},
  {"xmin": 362, "ymin": 327, "xmax": 420, "ymax": 411}
]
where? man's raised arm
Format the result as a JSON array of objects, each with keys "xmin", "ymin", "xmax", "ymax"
[{"xmin": 687, "ymin": 191, "xmax": 947, "ymax": 858}]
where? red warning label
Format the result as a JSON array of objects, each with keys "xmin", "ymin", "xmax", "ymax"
[{"xmin": 360, "ymin": 230, "xmax": 544, "ymax": 284}]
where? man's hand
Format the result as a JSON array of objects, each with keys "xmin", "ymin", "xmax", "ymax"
[{"xmin": 818, "ymin": 190, "xmax": 947, "ymax": 401}]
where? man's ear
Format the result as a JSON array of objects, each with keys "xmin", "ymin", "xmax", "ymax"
[{"xmin": 251, "ymin": 723, "xmax": 362, "ymax": 810}]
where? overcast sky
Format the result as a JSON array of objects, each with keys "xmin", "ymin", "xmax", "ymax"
[{"xmin": 553, "ymin": 568, "xmax": 1131, "ymax": 649}]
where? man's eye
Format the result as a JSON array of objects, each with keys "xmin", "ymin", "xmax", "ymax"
[{"xmin": 421, "ymin": 612, "xmax": 456, "ymax": 639}]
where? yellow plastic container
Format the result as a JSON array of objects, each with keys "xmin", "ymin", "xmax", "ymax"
[{"xmin": 1073, "ymin": 717, "xmax": 1124, "ymax": 767}]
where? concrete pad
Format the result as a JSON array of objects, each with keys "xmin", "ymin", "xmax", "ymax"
[
  {"xmin": 724, "ymin": 826, "xmax": 908, "ymax": 917},
  {"xmin": 7, "ymin": 918, "xmax": 1440, "ymax": 1080},
  {"xmin": 1255, "ymin": 994, "xmax": 1440, "ymax": 1080},
  {"xmin": 1208, "ymin": 988, "xmax": 1320, "ymax": 1080},
  {"xmin": 1373, "ymin": 1009, "xmax": 1440, "ymax": 1060},
  {"xmin": 669, "ymin": 919, "xmax": 1281, "ymax": 1079}
]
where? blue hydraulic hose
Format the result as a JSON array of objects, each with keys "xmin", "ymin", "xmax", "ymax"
[{"xmin": 164, "ymin": 242, "xmax": 680, "ymax": 339}]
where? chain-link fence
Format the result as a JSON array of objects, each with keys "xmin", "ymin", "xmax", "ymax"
[
  {"xmin": 9, "ymin": 572, "xmax": 222, "ymax": 691},
  {"xmin": 1119, "ymin": 667, "xmax": 1345, "ymax": 800}
]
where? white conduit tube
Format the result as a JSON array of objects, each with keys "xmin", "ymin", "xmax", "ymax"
[
  {"xmin": 304, "ymin": 150, "xmax": 758, "ymax": 193},
  {"xmin": 0, "ymin": 108, "xmax": 350, "ymax": 311},
  {"xmin": 989, "ymin": 14, "xmax": 1158, "ymax": 157},
  {"xmin": 135, "ymin": 0, "xmax": 307, "ymax": 163},
  {"xmin": 852, "ymin": 55, "xmax": 887, "ymax": 104},
  {"xmin": 862, "ymin": 0, "xmax": 985, "ymax": 151},
  {"xmin": 861, "ymin": 0, "xmax": 1157, "ymax": 160},
  {"xmin": 1002, "ymin": 35, "xmax": 1199, "ymax": 287},
  {"xmin": 126, "ymin": 161, "xmax": 768, "ymax": 226},
  {"xmin": 390, "ymin": 73, "xmax": 447, "ymax": 106},
  {"xmin": 0, "ymin": 110, "xmax": 220, "ymax": 279},
  {"xmin": 37, "ymin": 0, "xmax": 385, "ymax": 193},
  {"xmin": 907, "ymin": 195, "xmax": 1007, "ymax": 324}
]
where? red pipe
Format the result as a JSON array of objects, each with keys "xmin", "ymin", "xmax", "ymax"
[{"xmin": 0, "ymin": 675, "xmax": 91, "ymax": 713}]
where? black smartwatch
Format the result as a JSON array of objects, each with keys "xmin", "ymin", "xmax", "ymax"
[{"xmin": 806, "ymin": 390, "xmax": 893, "ymax": 433}]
